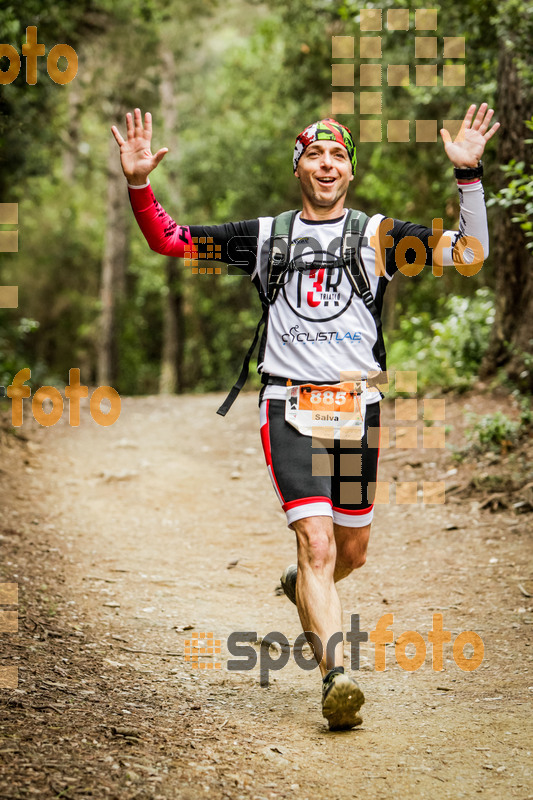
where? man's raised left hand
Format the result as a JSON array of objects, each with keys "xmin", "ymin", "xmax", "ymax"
[{"xmin": 440, "ymin": 103, "xmax": 500, "ymax": 168}]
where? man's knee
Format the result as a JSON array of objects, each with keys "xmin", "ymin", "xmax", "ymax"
[
  {"xmin": 351, "ymin": 549, "xmax": 367, "ymax": 569},
  {"xmin": 338, "ymin": 544, "xmax": 366, "ymax": 571},
  {"xmin": 293, "ymin": 516, "xmax": 335, "ymax": 569},
  {"xmin": 335, "ymin": 524, "xmax": 370, "ymax": 571}
]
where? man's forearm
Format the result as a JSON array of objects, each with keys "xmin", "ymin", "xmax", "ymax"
[
  {"xmin": 127, "ymin": 182, "xmax": 194, "ymax": 257},
  {"xmin": 437, "ymin": 180, "xmax": 489, "ymax": 268}
]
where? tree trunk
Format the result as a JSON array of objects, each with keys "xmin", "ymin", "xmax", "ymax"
[
  {"xmin": 62, "ymin": 80, "xmax": 81, "ymax": 183},
  {"xmin": 480, "ymin": 44, "xmax": 533, "ymax": 391},
  {"xmin": 98, "ymin": 132, "xmax": 129, "ymax": 386},
  {"xmin": 160, "ymin": 257, "xmax": 186, "ymax": 393},
  {"xmin": 158, "ymin": 43, "xmax": 185, "ymax": 394}
]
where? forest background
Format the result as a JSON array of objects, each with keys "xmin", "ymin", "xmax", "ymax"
[{"xmin": 0, "ymin": 0, "xmax": 532, "ymax": 410}]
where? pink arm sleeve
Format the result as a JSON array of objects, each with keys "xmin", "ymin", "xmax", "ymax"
[{"xmin": 128, "ymin": 184, "xmax": 196, "ymax": 258}]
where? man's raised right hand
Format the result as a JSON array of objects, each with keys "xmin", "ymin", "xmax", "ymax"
[{"xmin": 111, "ymin": 108, "xmax": 168, "ymax": 185}]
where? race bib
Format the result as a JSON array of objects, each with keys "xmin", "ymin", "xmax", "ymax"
[{"xmin": 285, "ymin": 381, "xmax": 366, "ymax": 440}]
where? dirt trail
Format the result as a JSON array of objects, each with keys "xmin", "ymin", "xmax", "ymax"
[{"xmin": 0, "ymin": 390, "xmax": 531, "ymax": 799}]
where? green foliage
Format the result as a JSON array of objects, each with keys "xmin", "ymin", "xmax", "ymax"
[
  {"xmin": 469, "ymin": 410, "xmax": 519, "ymax": 450},
  {"xmin": 0, "ymin": 315, "xmax": 43, "ymax": 387},
  {"xmin": 179, "ymin": 7, "xmax": 302, "ymax": 221},
  {"xmin": 464, "ymin": 402, "xmax": 531, "ymax": 454},
  {"xmin": 1, "ymin": 0, "xmax": 528, "ymax": 395},
  {"xmin": 487, "ymin": 118, "xmax": 533, "ymax": 249},
  {"xmin": 0, "ymin": 0, "xmax": 111, "ymax": 198},
  {"xmin": 516, "ymin": 394, "xmax": 533, "ymax": 429},
  {"xmin": 180, "ymin": 272, "xmax": 263, "ymax": 393},
  {"xmin": 386, "ymin": 288, "xmax": 495, "ymax": 392},
  {"xmin": 489, "ymin": 0, "xmax": 533, "ymax": 90},
  {"xmin": 0, "ymin": 166, "xmax": 104, "ymax": 384}
]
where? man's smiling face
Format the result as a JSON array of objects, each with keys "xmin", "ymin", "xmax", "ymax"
[{"xmin": 294, "ymin": 139, "xmax": 354, "ymax": 214}]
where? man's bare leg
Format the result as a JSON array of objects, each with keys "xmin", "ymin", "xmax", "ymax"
[
  {"xmin": 290, "ymin": 514, "xmax": 366, "ymax": 730},
  {"xmin": 333, "ymin": 522, "xmax": 371, "ymax": 582},
  {"xmin": 284, "ymin": 520, "xmax": 371, "ymax": 673},
  {"xmin": 291, "ymin": 515, "xmax": 342, "ymax": 677}
]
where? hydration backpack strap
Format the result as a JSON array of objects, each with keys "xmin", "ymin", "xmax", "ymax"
[
  {"xmin": 267, "ymin": 210, "xmax": 297, "ymax": 304},
  {"xmin": 343, "ymin": 209, "xmax": 371, "ymax": 290},
  {"xmin": 342, "ymin": 209, "xmax": 387, "ymax": 372},
  {"xmin": 216, "ymin": 305, "xmax": 267, "ymax": 416},
  {"xmin": 217, "ymin": 210, "xmax": 297, "ymax": 416}
]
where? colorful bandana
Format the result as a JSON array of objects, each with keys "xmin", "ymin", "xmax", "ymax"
[{"xmin": 293, "ymin": 118, "xmax": 357, "ymax": 174}]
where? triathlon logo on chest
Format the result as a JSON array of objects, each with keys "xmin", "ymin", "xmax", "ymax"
[{"xmin": 282, "ymin": 263, "xmax": 354, "ymax": 323}]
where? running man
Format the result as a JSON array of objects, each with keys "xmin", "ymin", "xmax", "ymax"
[{"xmin": 112, "ymin": 104, "xmax": 499, "ymax": 729}]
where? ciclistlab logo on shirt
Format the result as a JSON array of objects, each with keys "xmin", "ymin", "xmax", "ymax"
[{"xmin": 281, "ymin": 324, "xmax": 362, "ymax": 345}]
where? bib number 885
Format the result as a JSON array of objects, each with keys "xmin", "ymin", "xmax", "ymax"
[{"xmin": 310, "ymin": 390, "xmax": 347, "ymax": 405}]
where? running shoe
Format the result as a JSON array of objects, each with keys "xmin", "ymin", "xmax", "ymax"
[
  {"xmin": 322, "ymin": 670, "xmax": 364, "ymax": 731},
  {"xmin": 280, "ymin": 564, "xmax": 298, "ymax": 605}
]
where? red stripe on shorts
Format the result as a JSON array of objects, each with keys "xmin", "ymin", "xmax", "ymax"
[
  {"xmin": 332, "ymin": 504, "xmax": 373, "ymax": 515},
  {"xmin": 260, "ymin": 400, "xmax": 285, "ymax": 503}
]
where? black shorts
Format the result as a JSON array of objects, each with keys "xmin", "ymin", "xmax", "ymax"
[{"xmin": 259, "ymin": 399, "xmax": 380, "ymax": 528}]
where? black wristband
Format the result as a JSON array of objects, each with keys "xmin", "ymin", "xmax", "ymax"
[{"xmin": 454, "ymin": 160, "xmax": 483, "ymax": 180}]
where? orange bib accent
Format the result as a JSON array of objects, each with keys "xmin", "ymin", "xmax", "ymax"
[{"xmin": 285, "ymin": 381, "xmax": 366, "ymax": 439}]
